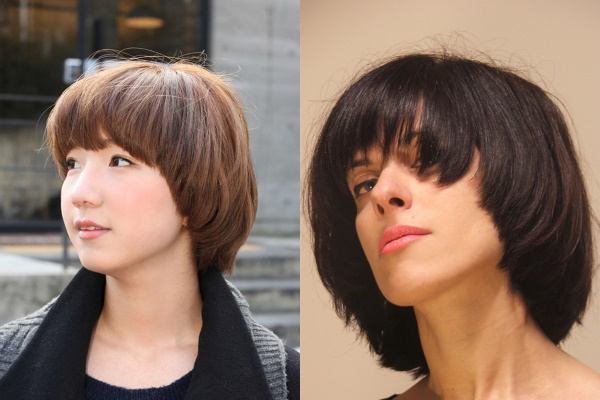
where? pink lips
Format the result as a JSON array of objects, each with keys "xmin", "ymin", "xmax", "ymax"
[
  {"xmin": 379, "ymin": 225, "xmax": 430, "ymax": 255},
  {"xmin": 74, "ymin": 219, "xmax": 110, "ymax": 240}
]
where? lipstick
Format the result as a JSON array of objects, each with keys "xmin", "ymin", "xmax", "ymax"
[
  {"xmin": 379, "ymin": 225, "xmax": 430, "ymax": 255},
  {"xmin": 74, "ymin": 219, "xmax": 110, "ymax": 240}
]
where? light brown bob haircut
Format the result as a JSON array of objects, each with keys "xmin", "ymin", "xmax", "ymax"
[{"xmin": 46, "ymin": 59, "xmax": 257, "ymax": 273}]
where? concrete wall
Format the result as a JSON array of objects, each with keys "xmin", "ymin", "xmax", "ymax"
[
  {"xmin": 0, "ymin": 125, "xmax": 61, "ymax": 220},
  {"xmin": 211, "ymin": 0, "xmax": 300, "ymax": 236}
]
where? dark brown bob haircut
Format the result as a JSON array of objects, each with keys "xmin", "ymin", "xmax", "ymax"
[
  {"xmin": 307, "ymin": 52, "xmax": 593, "ymax": 377},
  {"xmin": 47, "ymin": 59, "xmax": 257, "ymax": 274}
]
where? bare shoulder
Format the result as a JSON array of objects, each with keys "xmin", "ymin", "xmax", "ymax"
[
  {"xmin": 554, "ymin": 355, "xmax": 600, "ymax": 399},
  {"xmin": 570, "ymin": 363, "xmax": 600, "ymax": 399}
]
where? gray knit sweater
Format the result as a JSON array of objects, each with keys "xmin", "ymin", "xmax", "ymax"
[
  {"xmin": 0, "ymin": 300, "xmax": 52, "ymax": 377},
  {"xmin": 0, "ymin": 276, "xmax": 289, "ymax": 400}
]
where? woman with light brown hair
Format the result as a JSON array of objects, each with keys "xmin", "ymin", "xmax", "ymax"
[
  {"xmin": 0, "ymin": 59, "xmax": 299, "ymax": 400},
  {"xmin": 307, "ymin": 52, "xmax": 600, "ymax": 399}
]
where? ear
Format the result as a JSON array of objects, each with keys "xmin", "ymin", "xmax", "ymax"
[{"xmin": 183, "ymin": 216, "xmax": 189, "ymax": 227}]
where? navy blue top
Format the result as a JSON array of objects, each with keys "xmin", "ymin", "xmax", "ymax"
[{"xmin": 85, "ymin": 371, "xmax": 192, "ymax": 400}]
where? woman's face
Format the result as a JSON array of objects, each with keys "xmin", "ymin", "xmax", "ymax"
[
  {"xmin": 347, "ymin": 146, "xmax": 504, "ymax": 307},
  {"xmin": 60, "ymin": 139, "xmax": 192, "ymax": 275}
]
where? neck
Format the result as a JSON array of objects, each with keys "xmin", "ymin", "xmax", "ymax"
[
  {"xmin": 96, "ymin": 255, "xmax": 203, "ymax": 351},
  {"xmin": 414, "ymin": 270, "xmax": 561, "ymax": 399}
]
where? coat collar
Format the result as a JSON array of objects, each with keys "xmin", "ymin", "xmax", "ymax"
[{"xmin": 0, "ymin": 266, "xmax": 273, "ymax": 400}]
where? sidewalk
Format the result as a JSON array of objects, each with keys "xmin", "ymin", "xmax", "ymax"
[{"xmin": 0, "ymin": 251, "xmax": 78, "ymax": 275}]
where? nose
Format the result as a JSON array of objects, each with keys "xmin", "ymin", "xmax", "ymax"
[
  {"xmin": 369, "ymin": 166, "xmax": 412, "ymax": 216},
  {"xmin": 63, "ymin": 168, "xmax": 103, "ymax": 208}
]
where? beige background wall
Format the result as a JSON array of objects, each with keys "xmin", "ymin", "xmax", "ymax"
[{"xmin": 300, "ymin": 1, "xmax": 600, "ymax": 398}]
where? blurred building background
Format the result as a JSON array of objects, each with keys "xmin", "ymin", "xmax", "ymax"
[{"xmin": 0, "ymin": 0, "xmax": 299, "ymax": 347}]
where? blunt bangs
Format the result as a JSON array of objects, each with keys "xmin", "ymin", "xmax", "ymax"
[
  {"xmin": 307, "ymin": 52, "xmax": 593, "ymax": 378},
  {"xmin": 324, "ymin": 54, "xmax": 481, "ymax": 196},
  {"xmin": 47, "ymin": 60, "xmax": 257, "ymax": 273},
  {"xmin": 48, "ymin": 62, "xmax": 208, "ymax": 178}
]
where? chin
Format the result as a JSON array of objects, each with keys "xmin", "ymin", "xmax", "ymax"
[
  {"xmin": 383, "ymin": 292, "xmax": 425, "ymax": 307},
  {"xmin": 376, "ymin": 272, "xmax": 443, "ymax": 307},
  {"xmin": 78, "ymin": 256, "xmax": 120, "ymax": 275},
  {"xmin": 80, "ymin": 262, "xmax": 109, "ymax": 275}
]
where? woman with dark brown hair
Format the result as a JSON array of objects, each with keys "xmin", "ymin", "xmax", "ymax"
[
  {"xmin": 307, "ymin": 52, "xmax": 600, "ymax": 399},
  {"xmin": 0, "ymin": 59, "xmax": 299, "ymax": 400}
]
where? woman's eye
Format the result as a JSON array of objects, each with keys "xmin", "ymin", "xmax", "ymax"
[
  {"xmin": 109, "ymin": 156, "xmax": 133, "ymax": 167},
  {"xmin": 61, "ymin": 158, "xmax": 80, "ymax": 171},
  {"xmin": 353, "ymin": 178, "xmax": 377, "ymax": 198}
]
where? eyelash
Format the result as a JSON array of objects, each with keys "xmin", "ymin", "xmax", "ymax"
[
  {"xmin": 353, "ymin": 178, "xmax": 377, "ymax": 198},
  {"xmin": 61, "ymin": 159, "xmax": 78, "ymax": 171},
  {"xmin": 61, "ymin": 156, "xmax": 133, "ymax": 171},
  {"xmin": 109, "ymin": 156, "xmax": 133, "ymax": 167}
]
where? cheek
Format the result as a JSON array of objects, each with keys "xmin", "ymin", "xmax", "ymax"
[
  {"xmin": 123, "ymin": 178, "xmax": 183, "ymax": 231},
  {"xmin": 435, "ymin": 194, "xmax": 504, "ymax": 272},
  {"xmin": 467, "ymin": 213, "xmax": 504, "ymax": 266},
  {"xmin": 355, "ymin": 209, "xmax": 378, "ymax": 262}
]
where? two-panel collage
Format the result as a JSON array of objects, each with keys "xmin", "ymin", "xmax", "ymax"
[{"xmin": 1, "ymin": 1, "xmax": 600, "ymax": 399}]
